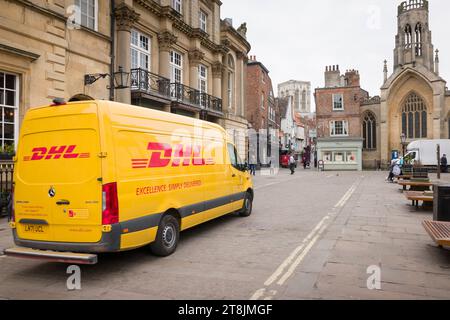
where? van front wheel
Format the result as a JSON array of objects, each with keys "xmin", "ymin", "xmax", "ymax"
[
  {"xmin": 239, "ymin": 192, "xmax": 253, "ymax": 217},
  {"xmin": 150, "ymin": 215, "xmax": 180, "ymax": 257}
]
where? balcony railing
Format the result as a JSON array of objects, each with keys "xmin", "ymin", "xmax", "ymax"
[
  {"xmin": 131, "ymin": 68, "xmax": 222, "ymax": 114},
  {"xmin": 130, "ymin": 68, "xmax": 170, "ymax": 98}
]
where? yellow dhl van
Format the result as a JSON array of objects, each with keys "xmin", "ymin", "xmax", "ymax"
[{"xmin": 5, "ymin": 100, "xmax": 253, "ymax": 264}]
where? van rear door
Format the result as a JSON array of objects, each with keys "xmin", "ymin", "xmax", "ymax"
[{"xmin": 15, "ymin": 102, "xmax": 103, "ymax": 243}]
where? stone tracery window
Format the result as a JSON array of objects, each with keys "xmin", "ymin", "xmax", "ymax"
[
  {"xmin": 415, "ymin": 23, "xmax": 422, "ymax": 56},
  {"xmin": 362, "ymin": 111, "xmax": 377, "ymax": 150},
  {"xmin": 404, "ymin": 24, "xmax": 412, "ymax": 49},
  {"xmin": 401, "ymin": 92, "xmax": 427, "ymax": 139}
]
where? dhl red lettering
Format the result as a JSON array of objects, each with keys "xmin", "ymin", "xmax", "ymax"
[
  {"xmin": 63, "ymin": 145, "xmax": 79, "ymax": 159},
  {"xmin": 132, "ymin": 143, "xmax": 216, "ymax": 169},
  {"xmin": 172, "ymin": 144, "xmax": 193, "ymax": 167},
  {"xmin": 31, "ymin": 148, "xmax": 47, "ymax": 161},
  {"xmin": 192, "ymin": 145, "xmax": 205, "ymax": 166},
  {"xmin": 148, "ymin": 143, "xmax": 172, "ymax": 168},
  {"xmin": 45, "ymin": 146, "xmax": 67, "ymax": 160},
  {"xmin": 25, "ymin": 145, "xmax": 90, "ymax": 161}
]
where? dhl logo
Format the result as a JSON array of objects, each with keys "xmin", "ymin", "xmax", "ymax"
[
  {"xmin": 132, "ymin": 143, "xmax": 215, "ymax": 169},
  {"xmin": 23, "ymin": 145, "xmax": 90, "ymax": 161}
]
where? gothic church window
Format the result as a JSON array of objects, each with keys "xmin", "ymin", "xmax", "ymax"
[
  {"xmin": 362, "ymin": 112, "xmax": 377, "ymax": 150},
  {"xmin": 404, "ymin": 24, "xmax": 412, "ymax": 48},
  {"xmin": 415, "ymin": 23, "xmax": 422, "ymax": 56},
  {"xmin": 401, "ymin": 92, "xmax": 427, "ymax": 139}
]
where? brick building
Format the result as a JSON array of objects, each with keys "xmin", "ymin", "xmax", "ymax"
[
  {"xmin": 246, "ymin": 55, "xmax": 277, "ymax": 165},
  {"xmin": 314, "ymin": 66, "xmax": 369, "ymax": 171}
]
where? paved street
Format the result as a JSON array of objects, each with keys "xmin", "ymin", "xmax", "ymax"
[{"xmin": 0, "ymin": 170, "xmax": 449, "ymax": 300}]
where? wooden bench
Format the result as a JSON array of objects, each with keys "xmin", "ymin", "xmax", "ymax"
[
  {"xmin": 422, "ymin": 220, "xmax": 450, "ymax": 248},
  {"xmin": 397, "ymin": 174, "xmax": 412, "ymax": 181},
  {"xmin": 404, "ymin": 191, "xmax": 434, "ymax": 209},
  {"xmin": 398, "ymin": 180, "xmax": 433, "ymax": 192}
]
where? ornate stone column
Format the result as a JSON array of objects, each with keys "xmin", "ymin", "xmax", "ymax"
[
  {"xmin": 114, "ymin": 3, "xmax": 139, "ymax": 104},
  {"xmin": 212, "ymin": 62, "xmax": 223, "ymax": 99},
  {"xmin": 236, "ymin": 51, "xmax": 247, "ymax": 118},
  {"xmin": 158, "ymin": 31, "xmax": 177, "ymax": 80},
  {"xmin": 158, "ymin": 31, "xmax": 177, "ymax": 112},
  {"xmin": 188, "ymin": 49, "xmax": 205, "ymax": 90}
]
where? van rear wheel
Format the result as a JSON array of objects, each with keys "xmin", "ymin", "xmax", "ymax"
[
  {"xmin": 239, "ymin": 192, "xmax": 253, "ymax": 217},
  {"xmin": 150, "ymin": 215, "xmax": 180, "ymax": 257}
]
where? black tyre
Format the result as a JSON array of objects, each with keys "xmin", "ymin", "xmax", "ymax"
[
  {"xmin": 239, "ymin": 192, "xmax": 253, "ymax": 217},
  {"xmin": 150, "ymin": 214, "xmax": 180, "ymax": 257}
]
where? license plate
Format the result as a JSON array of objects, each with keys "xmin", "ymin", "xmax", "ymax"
[{"xmin": 23, "ymin": 224, "xmax": 47, "ymax": 234}]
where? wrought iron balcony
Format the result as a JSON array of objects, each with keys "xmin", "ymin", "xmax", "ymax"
[
  {"xmin": 169, "ymin": 83, "xmax": 223, "ymax": 114},
  {"xmin": 130, "ymin": 68, "xmax": 171, "ymax": 99},
  {"xmin": 131, "ymin": 68, "xmax": 223, "ymax": 114}
]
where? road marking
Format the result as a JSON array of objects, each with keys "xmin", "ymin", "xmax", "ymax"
[
  {"xmin": 250, "ymin": 181, "xmax": 359, "ymax": 300},
  {"xmin": 254, "ymin": 177, "xmax": 301, "ymax": 191},
  {"xmin": 250, "ymin": 288, "xmax": 266, "ymax": 300}
]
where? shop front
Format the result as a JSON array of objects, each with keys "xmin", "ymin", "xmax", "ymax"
[{"xmin": 317, "ymin": 137, "xmax": 363, "ymax": 171}]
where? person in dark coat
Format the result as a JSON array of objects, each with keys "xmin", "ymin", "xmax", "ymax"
[{"xmin": 441, "ymin": 154, "xmax": 448, "ymax": 173}]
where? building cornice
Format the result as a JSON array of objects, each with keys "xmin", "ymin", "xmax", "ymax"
[
  {"xmin": 12, "ymin": 0, "xmax": 66, "ymax": 22},
  {"xmin": 0, "ymin": 43, "xmax": 40, "ymax": 61}
]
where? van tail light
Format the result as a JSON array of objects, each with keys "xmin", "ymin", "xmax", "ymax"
[
  {"xmin": 9, "ymin": 184, "xmax": 15, "ymax": 222},
  {"xmin": 102, "ymin": 183, "xmax": 119, "ymax": 225}
]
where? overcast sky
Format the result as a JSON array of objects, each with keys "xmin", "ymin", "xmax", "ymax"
[{"xmin": 221, "ymin": 0, "xmax": 450, "ymax": 106}]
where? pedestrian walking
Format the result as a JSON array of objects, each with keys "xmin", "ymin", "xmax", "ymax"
[
  {"xmin": 441, "ymin": 154, "xmax": 448, "ymax": 173},
  {"xmin": 249, "ymin": 153, "xmax": 257, "ymax": 176},
  {"xmin": 289, "ymin": 154, "xmax": 296, "ymax": 175}
]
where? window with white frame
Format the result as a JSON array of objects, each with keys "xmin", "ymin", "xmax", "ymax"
[
  {"xmin": 172, "ymin": 0, "xmax": 182, "ymax": 14},
  {"xmin": 261, "ymin": 94, "xmax": 265, "ymax": 110},
  {"xmin": 0, "ymin": 72, "xmax": 18, "ymax": 150},
  {"xmin": 323, "ymin": 151, "xmax": 357, "ymax": 164},
  {"xmin": 131, "ymin": 29, "xmax": 151, "ymax": 71},
  {"xmin": 198, "ymin": 64, "xmax": 207, "ymax": 106},
  {"xmin": 330, "ymin": 120, "xmax": 348, "ymax": 136},
  {"xmin": 170, "ymin": 50, "xmax": 183, "ymax": 99},
  {"xmin": 227, "ymin": 71, "xmax": 233, "ymax": 108},
  {"xmin": 75, "ymin": 0, "xmax": 98, "ymax": 31},
  {"xmin": 333, "ymin": 93, "xmax": 344, "ymax": 110},
  {"xmin": 199, "ymin": 10, "xmax": 207, "ymax": 32},
  {"xmin": 170, "ymin": 51, "xmax": 183, "ymax": 83}
]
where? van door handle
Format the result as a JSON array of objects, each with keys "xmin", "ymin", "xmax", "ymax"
[
  {"xmin": 232, "ymin": 174, "xmax": 236, "ymax": 178},
  {"xmin": 56, "ymin": 200, "xmax": 70, "ymax": 206}
]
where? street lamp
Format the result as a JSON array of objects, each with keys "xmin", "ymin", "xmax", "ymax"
[
  {"xmin": 400, "ymin": 133, "xmax": 407, "ymax": 156},
  {"xmin": 84, "ymin": 66, "xmax": 130, "ymax": 89},
  {"xmin": 113, "ymin": 66, "xmax": 130, "ymax": 89}
]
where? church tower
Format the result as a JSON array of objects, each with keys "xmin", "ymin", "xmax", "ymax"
[{"xmin": 394, "ymin": 0, "xmax": 436, "ymax": 73}]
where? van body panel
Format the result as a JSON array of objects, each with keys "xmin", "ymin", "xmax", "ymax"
[
  {"xmin": 406, "ymin": 139, "xmax": 450, "ymax": 166},
  {"xmin": 12, "ymin": 101, "xmax": 253, "ymax": 255},
  {"xmin": 15, "ymin": 103, "xmax": 103, "ymax": 244}
]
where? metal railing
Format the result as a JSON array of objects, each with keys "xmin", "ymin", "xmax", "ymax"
[
  {"xmin": 131, "ymin": 68, "xmax": 223, "ymax": 114},
  {"xmin": 0, "ymin": 162, "xmax": 13, "ymax": 217},
  {"xmin": 130, "ymin": 68, "xmax": 171, "ymax": 98},
  {"xmin": 170, "ymin": 83, "xmax": 223, "ymax": 113}
]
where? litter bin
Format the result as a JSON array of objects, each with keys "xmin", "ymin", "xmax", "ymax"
[{"xmin": 434, "ymin": 184, "xmax": 450, "ymax": 222}]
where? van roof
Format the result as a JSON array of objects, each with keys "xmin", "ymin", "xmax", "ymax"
[{"xmin": 29, "ymin": 99, "xmax": 229, "ymax": 137}]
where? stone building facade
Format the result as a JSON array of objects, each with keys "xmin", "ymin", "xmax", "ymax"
[
  {"xmin": 278, "ymin": 80, "xmax": 312, "ymax": 117},
  {"xmin": 0, "ymin": 0, "xmax": 112, "ymax": 150},
  {"xmin": 0, "ymin": 0, "xmax": 250, "ymax": 158},
  {"xmin": 376, "ymin": 0, "xmax": 450, "ymax": 166}
]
